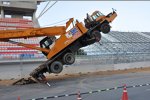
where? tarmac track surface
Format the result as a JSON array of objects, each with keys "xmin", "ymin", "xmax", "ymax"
[{"xmin": 1, "ymin": 72, "xmax": 150, "ymax": 100}]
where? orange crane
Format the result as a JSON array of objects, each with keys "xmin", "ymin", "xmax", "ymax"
[{"xmin": 0, "ymin": 9, "xmax": 117, "ymax": 83}]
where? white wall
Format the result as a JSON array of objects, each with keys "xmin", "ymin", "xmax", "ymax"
[{"xmin": 0, "ymin": 59, "xmax": 150, "ymax": 79}]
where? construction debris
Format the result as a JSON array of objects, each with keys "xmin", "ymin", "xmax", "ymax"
[{"xmin": 12, "ymin": 77, "xmax": 37, "ymax": 85}]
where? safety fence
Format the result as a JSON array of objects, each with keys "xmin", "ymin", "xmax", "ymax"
[
  {"xmin": 27, "ymin": 83, "xmax": 150, "ymax": 100},
  {"xmin": 75, "ymin": 53, "xmax": 150, "ymax": 65}
]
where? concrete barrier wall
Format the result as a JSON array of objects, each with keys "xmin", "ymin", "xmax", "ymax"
[
  {"xmin": 0, "ymin": 58, "xmax": 150, "ymax": 79},
  {"xmin": 0, "ymin": 61, "xmax": 42, "ymax": 79},
  {"xmin": 113, "ymin": 61, "xmax": 150, "ymax": 70},
  {"xmin": 62, "ymin": 61, "xmax": 150, "ymax": 75}
]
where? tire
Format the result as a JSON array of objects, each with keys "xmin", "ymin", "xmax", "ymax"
[
  {"xmin": 63, "ymin": 53, "xmax": 75, "ymax": 65},
  {"xmin": 92, "ymin": 30, "xmax": 101, "ymax": 42},
  {"xmin": 50, "ymin": 61, "xmax": 63, "ymax": 73},
  {"xmin": 100, "ymin": 23, "xmax": 110, "ymax": 34}
]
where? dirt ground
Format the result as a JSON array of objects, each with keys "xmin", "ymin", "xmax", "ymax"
[{"xmin": 1, "ymin": 67, "xmax": 150, "ymax": 86}]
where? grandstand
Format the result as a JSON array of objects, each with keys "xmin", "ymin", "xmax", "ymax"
[
  {"xmin": 0, "ymin": 1, "xmax": 44, "ymax": 60},
  {"xmin": 83, "ymin": 31, "xmax": 150, "ymax": 64}
]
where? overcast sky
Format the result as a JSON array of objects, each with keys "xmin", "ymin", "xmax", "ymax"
[{"xmin": 36, "ymin": 1, "xmax": 150, "ymax": 32}]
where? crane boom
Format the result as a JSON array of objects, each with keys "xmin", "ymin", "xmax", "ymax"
[
  {"xmin": 0, "ymin": 26, "xmax": 65, "ymax": 40},
  {"xmin": 0, "ymin": 18, "xmax": 74, "ymax": 40}
]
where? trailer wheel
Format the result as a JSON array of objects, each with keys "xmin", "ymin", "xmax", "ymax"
[
  {"xmin": 63, "ymin": 53, "xmax": 75, "ymax": 65},
  {"xmin": 50, "ymin": 61, "xmax": 63, "ymax": 73},
  {"xmin": 100, "ymin": 23, "xmax": 110, "ymax": 34},
  {"xmin": 92, "ymin": 30, "xmax": 101, "ymax": 42}
]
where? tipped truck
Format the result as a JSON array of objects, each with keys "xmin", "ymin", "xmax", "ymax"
[{"xmin": 0, "ymin": 9, "xmax": 117, "ymax": 83}]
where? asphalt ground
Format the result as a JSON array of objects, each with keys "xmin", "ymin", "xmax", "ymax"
[{"xmin": 1, "ymin": 71, "xmax": 150, "ymax": 100}]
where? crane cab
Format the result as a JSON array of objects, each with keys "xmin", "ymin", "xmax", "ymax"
[{"xmin": 40, "ymin": 36, "xmax": 56, "ymax": 56}]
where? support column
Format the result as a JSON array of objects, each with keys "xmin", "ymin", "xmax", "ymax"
[
  {"xmin": 32, "ymin": 10, "xmax": 40, "ymax": 28},
  {"xmin": 1, "ymin": 7, "xmax": 4, "ymax": 18}
]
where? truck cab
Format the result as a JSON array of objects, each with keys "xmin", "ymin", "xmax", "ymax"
[
  {"xmin": 84, "ymin": 9, "xmax": 117, "ymax": 34},
  {"xmin": 91, "ymin": 11, "xmax": 104, "ymax": 21}
]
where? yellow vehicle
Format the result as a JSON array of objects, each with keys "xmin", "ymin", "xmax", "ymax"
[
  {"xmin": 0, "ymin": 10, "xmax": 117, "ymax": 83},
  {"xmin": 84, "ymin": 9, "xmax": 117, "ymax": 33}
]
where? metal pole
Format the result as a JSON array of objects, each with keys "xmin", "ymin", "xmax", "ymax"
[{"xmin": 20, "ymin": 56, "xmax": 23, "ymax": 78}]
